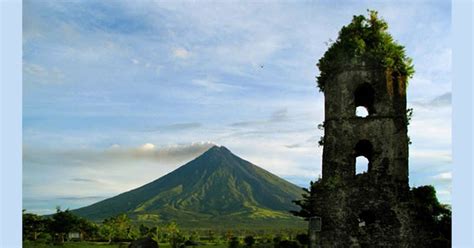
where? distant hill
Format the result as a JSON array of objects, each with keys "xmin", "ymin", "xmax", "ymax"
[{"xmin": 72, "ymin": 145, "xmax": 306, "ymax": 229}]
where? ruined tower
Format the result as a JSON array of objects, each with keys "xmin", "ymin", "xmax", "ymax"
[
  {"xmin": 314, "ymin": 64, "xmax": 411, "ymax": 247},
  {"xmin": 309, "ymin": 11, "xmax": 419, "ymax": 247},
  {"xmin": 322, "ymin": 66, "xmax": 409, "ymax": 184}
]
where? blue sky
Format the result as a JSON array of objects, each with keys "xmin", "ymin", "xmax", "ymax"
[{"xmin": 23, "ymin": 0, "xmax": 452, "ymax": 214}]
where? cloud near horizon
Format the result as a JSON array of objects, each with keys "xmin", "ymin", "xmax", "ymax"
[{"xmin": 24, "ymin": 142, "xmax": 216, "ymax": 168}]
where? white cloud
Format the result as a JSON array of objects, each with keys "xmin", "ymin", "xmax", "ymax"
[
  {"xmin": 24, "ymin": 141, "xmax": 216, "ymax": 168},
  {"xmin": 191, "ymin": 78, "xmax": 241, "ymax": 92},
  {"xmin": 23, "ymin": 63, "xmax": 65, "ymax": 85},
  {"xmin": 173, "ymin": 47, "xmax": 191, "ymax": 59},
  {"xmin": 109, "ymin": 144, "xmax": 120, "ymax": 149},
  {"xmin": 433, "ymin": 172, "xmax": 452, "ymax": 182},
  {"xmin": 411, "ymin": 150, "xmax": 451, "ymax": 163},
  {"xmin": 436, "ymin": 186, "xmax": 451, "ymax": 204},
  {"xmin": 437, "ymin": 190, "xmax": 450, "ymax": 196},
  {"xmin": 140, "ymin": 143, "xmax": 155, "ymax": 151}
]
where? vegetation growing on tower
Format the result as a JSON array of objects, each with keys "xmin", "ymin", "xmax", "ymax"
[{"xmin": 316, "ymin": 10, "xmax": 415, "ymax": 92}]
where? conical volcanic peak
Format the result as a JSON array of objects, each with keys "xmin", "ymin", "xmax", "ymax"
[
  {"xmin": 187, "ymin": 145, "xmax": 240, "ymax": 170},
  {"xmin": 72, "ymin": 145, "xmax": 305, "ymax": 228},
  {"xmin": 200, "ymin": 145, "xmax": 233, "ymax": 158},
  {"xmin": 206, "ymin": 145, "xmax": 226, "ymax": 152}
]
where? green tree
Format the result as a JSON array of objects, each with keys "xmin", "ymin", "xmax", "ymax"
[
  {"xmin": 411, "ymin": 185, "xmax": 451, "ymax": 247},
  {"xmin": 22, "ymin": 210, "xmax": 46, "ymax": 241},
  {"xmin": 49, "ymin": 207, "xmax": 81, "ymax": 243},
  {"xmin": 228, "ymin": 236, "xmax": 240, "ymax": 248},
  {"xmin": 272, "ymin": 236, "xmax": 282, "ymax": 248},
  {"xmin": 102, "ymin": 214, "xmax": 132, "ymax": 242},
  {"xmin": 243, "ymin": 235, "xmax": 255, "ymax": 247},
  {"xmin": 166, "ymin": 222, "xmax": 185, "ymax": 248},
  {"xmin": 76, "ymin": 218, "xmax": 98, "ymax": 241},
  {"xmin": 290, "ymin": 182, "xmax": 317, "ymax": 220},
  {"xmin": 207, "ymin": 230, "xmax": 216, "ymax": 243},
  {"xmin": 139, "ymin": 224, "xmax": 150, "ymax": 237},
  {"xmin": 295, "ymin": 233, "xmax": 309, "ymax": 246},
  {"xmin": 187, "ymin": 231, "xmax": 199, "ymax": 246},
  {"xmin": 153, "ymin": 226, "xmax": 167, "ymax": 243},
  {"xmin": 316, "ymin": 10, "xmax": 414, "ymax": 92},
  {"xmin": 98, "ymin": 224, "xmax": 114, "ymax": 244},
  {"xmin": 277, "ymin": 240, "xmax": 300, "ymax": 248},
  {"xmin": 148, "ymin": 226, "xmax": 160, "ymax": 243},
  {"xmin": 128, "ymin": 226, "xmax": 140, "ymax": 241}
]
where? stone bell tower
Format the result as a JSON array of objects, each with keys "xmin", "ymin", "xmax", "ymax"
[
  {"xmin": 303, "ymin": 11, "xmax": 442, "ymax": 248},
  {"xmin": 312, "ymin": 64, "xmax": 413, "ymax": 247},
  {"xmin": 322, "ymin": 67, "xmax": 409, "ymax": 184}
]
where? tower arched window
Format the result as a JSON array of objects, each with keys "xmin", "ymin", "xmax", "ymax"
[
  {"xmin": 354, "ymin": 140, "xmax": 373, "ymax": 175},
  {"xmin": 354, "ymin": 84, "xmax": 375, "ymax": 117},
  {"xmin": 356, "ymin": 156, "xmax": 369, "ymax": 174}
]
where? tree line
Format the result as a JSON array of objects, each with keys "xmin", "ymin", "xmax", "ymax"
[
  {"xmin": 23, "ymin": 208, "xmax": 309, "ymax": 247},
  {"xmin": 23, "ymin": 207, "xmax": 191, "ymax": 246}
]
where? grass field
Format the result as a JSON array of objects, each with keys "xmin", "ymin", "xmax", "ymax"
[
  {"xmin": 23, "ymin": 241, "xmax": 228, "ymax": 248},
  {"xmin": 23, "ymin": 242, "xmax": 123, "ymax": 248}
]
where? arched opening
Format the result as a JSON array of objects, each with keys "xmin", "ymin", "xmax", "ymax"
[
  {"xmin": 355, "ymin": 156, "xmax": 369, "ymax": 174},
  {"xmin": 356, "ymin": 106, "xmax": 369, "ymax": 117},
  {"xmin": 354, "ymin": 83, "xmax": 375, "ymax": 117},
  {"xmin": 354, "ymin": 140, "xmax": 373, "ymax": 175}
]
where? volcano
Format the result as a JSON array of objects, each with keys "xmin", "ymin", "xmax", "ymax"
[{"xmin": 72, "ymin": 145, "xmax": 306, "ymax": 228}]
